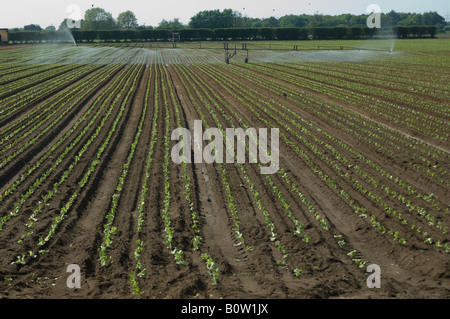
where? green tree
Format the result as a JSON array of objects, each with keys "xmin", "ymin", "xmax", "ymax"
[
  {"xmin": 350, "ymin": 15, "xmax": 368, "ymax": 26},
  {"xmin": 58, "ymin": 20, "xmax": 68, "ymax": 31},
  {"xmin": 261, "ymin": 17, "xmax": 279, "ymax": 27},
  {"xmin": 251, "ymin": 20, "xmax": 263, "ymax": 28},
  {"xmin": 158, "ymin": 18, "xmax": 185, "ymax": 29},
  {"xmin": 45, "ymin": 25, "xmax": 56, "ymax": 32},
  {"xmin": 234, "ymin": 12, "xmax": 253, "ymax": 28},
  {"xmin": 307, "ymin": 14, "xmax": 324, "ymax": 27},
  {"xmin": 24, "ymin": 24, "xmax": 42, "ymax": 31},
  {"xmin": 82, "ymin": 7, "xmax": 116, "ymax": 30},
  {"xmin": 189, "ymin": 9, "xmax": 236, "ymax": 28},
  {"xmin": 398, "ymin": 13, "xmax": 422, "ymax": 26},
  {"xmin": 328, "ymin": 14, "xmax": 352, "ymax": 27},
  {"xmin": 383, "ymin": 10, "xmax": 401, "ymax": 27},
  {"xmin": 279, "ymin": 15, "xmax": 306, "ymax": 27},
  {"xmin": 422, "ymin": 12, "xmax": 446, "ymax": 28},
  {"xmin": 117, "ymin": 11, "xmax": 138, "ymax": 30}
]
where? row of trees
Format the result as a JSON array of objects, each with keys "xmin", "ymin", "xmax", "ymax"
[
  {"xmin": 184, "ymin": 9, "xmax": 447, "ymax": 30},
  {"xmin": 10, "ymin": 8, "xmax": 447, "ymax": 33},
  {"xmin": 9, "ymin": 9, "xmax": 139, "ymax": 33},
  {"xmin": 8, "ymin": 26, "xmax": 437, "ymax": 44}
]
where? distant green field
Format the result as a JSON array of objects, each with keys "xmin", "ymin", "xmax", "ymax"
[
  {"xmin": 132, "ymin": 37, "xmax": 450, "ymax": 65},
  {"xmin": 231, "ymin": 38, "xmax": 447, "ymax": 65}
]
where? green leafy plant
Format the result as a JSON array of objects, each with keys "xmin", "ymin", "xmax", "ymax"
[{"xmin": 201, "ymin": 253, "xmax": 220, "ymax": 284}]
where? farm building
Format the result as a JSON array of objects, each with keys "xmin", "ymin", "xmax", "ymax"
[{"xmin": 0, "ymin": 29, "xmax": 8, "ymax": 43}]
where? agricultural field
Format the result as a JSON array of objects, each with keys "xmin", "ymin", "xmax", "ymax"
[{"xmin": 0, "ymin": 38, "xmax": 449, "ymax": 299}]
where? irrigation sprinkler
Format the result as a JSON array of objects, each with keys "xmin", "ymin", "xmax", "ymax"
[
  {"xmin": 224, "ymin": 43, "xmax": 249, "ymax": 64},
  {"xmin": 172, "ymin": 32, "xmax": 181, "ymax": 49},
  {"xmin": 220, "ymin": 42, "xmax": 392, "ymax": 64}
]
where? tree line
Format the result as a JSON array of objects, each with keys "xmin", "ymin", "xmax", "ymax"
[
  {"xmin": 8, "ymin": 26, "xmax": 438, "ymax": 44},
  {"xmin": 11, "ymin": 7, "xmax": 447, "ymax": 32},
  {"xmin": 183, "ymin": 9, "xmax": 446, "ymax": 30},
  {"xmin": 5, "ymin": 7, "xmax": 444, "ymax": 44}
]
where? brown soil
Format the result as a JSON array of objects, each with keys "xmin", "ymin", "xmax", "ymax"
[{"xmin": 0, "ymin": 47, "xmax": 449, "ymax": 299}]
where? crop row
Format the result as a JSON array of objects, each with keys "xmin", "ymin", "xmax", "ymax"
[
  {"xmin": 0, "ymin": 63, "xmax": 125, "ymax": 230},
  {"xmin": 298, "ymin": 62, "xmax": 449, "ymax": 116},
  {"xmin": 201, "ymin": 63, "xmax": 410, "ymax": 244},
  {"xmin": 0, "ymin": 45, "xmax": 133, "ymax": 117},
  {"xmin": 9, "ymin": 61, "xmax": 145, "ymax": 265},
  {"xmin": 333, "ymin": 61, "xmax": 450, "ymax": 97},
  {"xmin": 38, "ymin": 62, "xmax": 143, "ymax": 257},
  {"xmin": 99, "ymin": 55, "xmax": 150, "ymax": 267},
  {"xmin": 130, "ymin": 61, "xmax": 158, "ymax": 296},
  {"xmin": 164, "ymin": 63, "xmax": 223, "ymax": 285},
  {"xmin": 176, "ymin": 63, "xmax": 296, "ymax": 272},
  {"xmin": 255, "ymin": 62, "xmax": 449, "ymax": 142},
  {"xmin": 210, "ymin": 63, "xmax": 449, "ymax": 251},
  {"xmin": 236, "ymin": 62, "xmax": 449, "ymax": 185},
  {"xmin": 0, "ymin": 65, "xmax": 104, "ymax": 157},
  {"xmin": 228, "ymin": 63, "xmax": 449, "ymax": 212},
  {"xmin": 175, "ymin": 60, "xmax": 351, "ymax": 274},
  {"xmin": 191, "ymin": 62, "xmax": 375, "ymax": 268},
  {"xmin": 0, "ymin": 65, "xmax": 98, "ymax": 123}
]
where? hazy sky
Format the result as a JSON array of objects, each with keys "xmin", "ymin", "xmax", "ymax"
[{"xmin": 1, "ymin": 0, "xmax": 449, "ymax": 29}]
